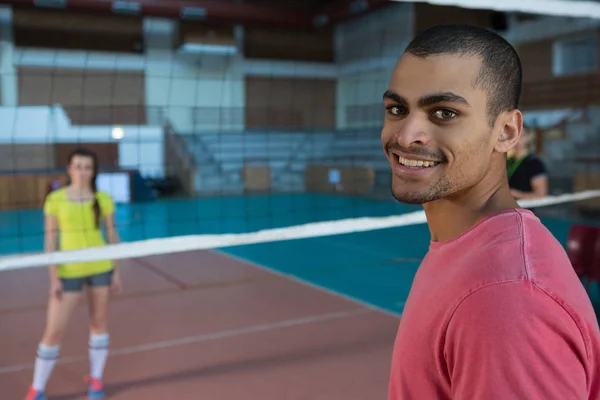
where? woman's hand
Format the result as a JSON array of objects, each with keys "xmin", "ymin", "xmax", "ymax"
[
  {"xmin": 50, "ymin": 276, "xmax": 63, "ymax": 300},
  {"xmin": 510, "ymin": 189, "xmax": 524, "ymax": 199},
  {"xmin": 111, "ymin": 270, "xmax": 123, "ymax": 295}
]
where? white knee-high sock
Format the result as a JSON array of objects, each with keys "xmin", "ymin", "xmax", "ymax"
[
  {"xmin": 89, "ymin": 333, "xmax": 110, "ymax": 380},
  {"xmin": 33, "ymin": 343, "xmax": 60, "ymax": 391}
]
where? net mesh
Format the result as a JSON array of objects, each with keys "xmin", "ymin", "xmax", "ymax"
[{"xmin": 0, "ymin": 1, "xmax": 599, "ymax": 272}]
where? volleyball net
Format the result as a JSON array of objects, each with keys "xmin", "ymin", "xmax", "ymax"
[
  {"xmin": 1, "ymin": 190, "xmax": 600, "ymax": 272},
  {"xmin": 0, "ymin": 0, "xmax": 600, "ymax": 272}
]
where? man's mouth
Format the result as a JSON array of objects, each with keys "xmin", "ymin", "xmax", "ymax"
[{"xmin": 397, "ymin": 155, "xmax": 441, "ymax": 169}]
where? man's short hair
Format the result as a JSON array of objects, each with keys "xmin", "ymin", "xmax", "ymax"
[{"xmin": 405, "ymin": 24, "xmax": 522, "ymax": 125}]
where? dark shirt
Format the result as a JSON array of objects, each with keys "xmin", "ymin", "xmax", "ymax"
[{"xmin": 508, "ymin": 153, "xmax": 547, "ymax": 193}]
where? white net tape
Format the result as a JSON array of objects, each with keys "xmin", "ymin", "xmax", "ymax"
[
  {"xmin": 1, "ymin": 190, "xmax": 598, "ymax": 272},
  {"xmin": 392, "ymin": 0, "xmax": 600, "ymax": 18}
]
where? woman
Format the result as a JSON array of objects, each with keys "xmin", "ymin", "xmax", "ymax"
[
  {"xmin": 508, "ymin": 125, "xmax": 548, "ymax": 200},
  {"xmin": 25, "ymin": 148, "xmax": 121, "ymax": 400}
]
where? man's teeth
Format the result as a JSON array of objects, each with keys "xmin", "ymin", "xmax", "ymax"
[{"xmin": 398, "ymin": 156, "xmax": 439, "ymax": 168}]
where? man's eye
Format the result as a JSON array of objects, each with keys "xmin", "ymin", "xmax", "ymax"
[
  {"xmin": 386, "ymin": 106, "xmax": 405, "ymax": 116},
  {"xmin": 434, "ymin": 109, "xmax": 457, "ymax": 120}
]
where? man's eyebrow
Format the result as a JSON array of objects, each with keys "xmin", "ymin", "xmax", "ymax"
[
  {"xmin": 418, "ymin": 93, "xmax": 470, "ymax": 108},
  {"xmin": 383, "ymin": 90, "xmax": 470, "ymax": 108},
  {"xmin": 383, "ymin": 90, "xmax": 407, "ymax": 105}
]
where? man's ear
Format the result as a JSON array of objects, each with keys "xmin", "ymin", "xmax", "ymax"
[{"xmin": 495, "ymin": 109, "xmax": 522, "ymax": 154}]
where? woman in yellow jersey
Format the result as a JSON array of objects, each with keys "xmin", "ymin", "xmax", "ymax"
[{"xmin": 25, "ymin": 148, "xmax": 121, "ymax": 400}]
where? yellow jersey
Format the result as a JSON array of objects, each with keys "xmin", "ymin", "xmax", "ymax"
[{"xmin": 44, "ymin": 188, "xmax": 115, "ymax": 278}]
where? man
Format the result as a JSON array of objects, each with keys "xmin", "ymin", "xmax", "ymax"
[
  {"xmin": 508, "ymin": 124, "xmax": 548, "ymax": 199},
  {"xmin": 382, "ymin": 24, "xmax": 600, "ymax": 399}
]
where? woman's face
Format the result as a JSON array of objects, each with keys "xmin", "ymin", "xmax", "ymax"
[
  {"xmin": 67, "ymin": 155, "xmax": 95, "ymax": 186},
  {"xmin": 515, "ymin": 129, "xmax": 531, "ymax": 152}
]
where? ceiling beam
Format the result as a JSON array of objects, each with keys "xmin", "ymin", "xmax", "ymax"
[
  {"xmin": 314, "ymin": 0, "xmax": 393, "ymax": 26},
  {"xmin": 0, "ymin": 0, "xmax": 394, "ymax": 28},
  {"xmin": 3, "ymin": 0, "xmax": 311, "ymax": 28}
]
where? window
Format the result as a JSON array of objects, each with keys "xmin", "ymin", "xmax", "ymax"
[{"xmin": 553, "ymin": 34, "xmax": 598, "ymax": 76}]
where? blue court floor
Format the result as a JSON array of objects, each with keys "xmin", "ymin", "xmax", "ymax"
[{"xmin": 0, "ymin": 193, "xmax": 598, "ymax": 315}]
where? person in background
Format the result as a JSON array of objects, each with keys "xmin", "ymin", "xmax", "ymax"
[
  {"xmin": 25, "ymin": 148, "xmax": 121, "ymax": 400},
  {"xmin": 507, "ymin": 124, "xmax": 548, "ymax": 199}
]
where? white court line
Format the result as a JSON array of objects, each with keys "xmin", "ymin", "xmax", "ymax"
[
  {"xmin": 216, "ymin": 250, "xmax": 403, "ymax": 319},
  {"xmin": 0, "ymin": 308, "xmax": 371, "ymax": 376}
]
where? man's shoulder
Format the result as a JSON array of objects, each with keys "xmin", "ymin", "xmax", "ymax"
[
  {"xmin": 454, "ymin": 211, "xmax": 597, "ymax": 333},
  {"xmin": 439, "ymin": 209, "xmax": 579, "ymax": 306},
  {"xmin": 518, "ymin": 210, "xmax": 572, "ymax": 273},
  {"xmin": 480, "ymin": 209, "xmax": 564, "ymax": 263},
  {"xmin": 455, "ymin": 209, "xmax": 563, "ymax": 271}
]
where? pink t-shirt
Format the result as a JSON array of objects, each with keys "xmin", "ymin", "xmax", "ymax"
[{"xmin": 389, "ymin": 209, "xmax": 600, "ymax": 400}]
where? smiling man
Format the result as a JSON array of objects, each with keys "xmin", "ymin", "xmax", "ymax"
[{"xmin": 383, "ymin": 24, "xmax": 600, "ymax": 399}]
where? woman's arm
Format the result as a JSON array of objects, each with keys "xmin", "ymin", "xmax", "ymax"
[
  {"xmin": 44, "ymin": 214, "xmax": 59, "ymax": 278},
  {"xmin": 104, "ymin": 213, "xmax": 120, "ymax": 263},
  {"xmin": 44, "ymin": 213, "xmax": 62, "ymax": 298},
  {"xmin": 104, "ymin": 212, "xmax": 122, "ymax": 294},
  {"xmin": 104, "ymin": 213, "xmax": 119, "ymax": 244},
  {"xmin": 511, "ymin": 175, "xmax": 548, "ymax": 200}
]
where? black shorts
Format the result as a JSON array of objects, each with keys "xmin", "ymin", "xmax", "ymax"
[{"xmin": 61, "ymin": 270, "xmax": 113, "ymax": 292}]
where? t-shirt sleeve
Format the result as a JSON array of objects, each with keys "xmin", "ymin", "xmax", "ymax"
[
  {"xmin": 445, "ymin": 282, "xmax": 589, "ymax": 400},
  {"xmin": 527, "ymin": 157, "xmax": 547, "ymax": 179},
  {"xmin": 97, "ymin": 192, "xmax": 115, "ymax": 217},
  {"xmin": 43, "ymin": 192, "xmax": 59, "ymax": 216}
]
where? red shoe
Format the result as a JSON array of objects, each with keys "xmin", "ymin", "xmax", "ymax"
[
  {"xmin": 85, "ymin": 376, "xmax": 105, "ymax": 399},
  {"xmin": 24, "ymin": 385, "xmax": 47, "ymax": 400}
]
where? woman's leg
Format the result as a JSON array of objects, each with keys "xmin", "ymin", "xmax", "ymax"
[
  {"xmin": 86, "ymin": 270, "xmax": 112, "ymax": 395},
  {"xmin": 30, "ymin": 279, "xmax": 83, "ymax": 395}
]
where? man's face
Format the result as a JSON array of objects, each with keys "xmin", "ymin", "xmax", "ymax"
[{"xmin": 381, "ymin": 53, "xmax": 505, "ymax": 204}]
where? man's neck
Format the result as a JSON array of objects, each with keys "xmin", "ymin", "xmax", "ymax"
[{"xmin": 423, "ymin": 176, "xmax": 519, "ymax": 243}]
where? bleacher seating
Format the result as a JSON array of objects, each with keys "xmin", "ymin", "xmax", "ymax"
[{"xmin": 180, "ymin": 129, "xmax": 387, "ymax": 194}]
